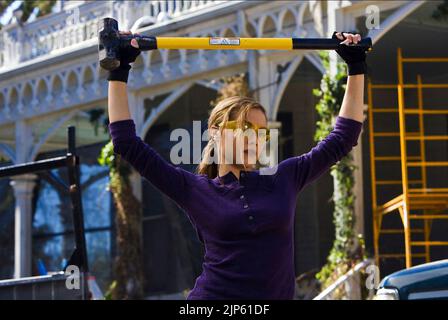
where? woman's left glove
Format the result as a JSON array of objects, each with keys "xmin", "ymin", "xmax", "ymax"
[
  {"xmin": 107, "ymin": 32, "xmax": 141, "ymax": 83},
  {"xmin": 332, "ymin": 32, "xmax": 367, "ymax": 76}
]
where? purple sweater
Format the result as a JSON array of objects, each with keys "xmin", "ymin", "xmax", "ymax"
[{"xmin": 109, "ymin": 116, "xmax": 362, "ymax": 300}]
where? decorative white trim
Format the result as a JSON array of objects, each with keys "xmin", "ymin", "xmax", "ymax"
[
  {"xmin": 0, "ymin": 143, "xmax": 15, "ymax": 162},
  {"xmin": 305, "ymin": 52, "xmax": 325, "ymax": 74},
  {"xmin": 271, "ymin": 54, "xmax": 304, "ymax": 120},
  {"xmin": 139, "ymin": 83, "xmax": 193, "ymax": 137},
  {"xmin": 29, "ymin": 110, "xmax": 78, "ymax": 161}
]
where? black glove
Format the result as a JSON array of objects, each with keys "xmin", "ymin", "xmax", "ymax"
[
  {"xmin": 107, "ymin": 39, "xmax": 141, "ymax": 83},
  {"xmin": 332, "ymin": 31, "xmax": 367, "ymax": 76}
]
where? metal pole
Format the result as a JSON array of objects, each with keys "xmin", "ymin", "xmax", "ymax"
[{"xmin": 66, "ymin": 126, "xmax": 89, "ymax": 274}]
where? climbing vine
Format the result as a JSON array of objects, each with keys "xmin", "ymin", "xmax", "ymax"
[
  {"xmin": 313, "ymin": 52, "xmax": 366, "ymax": 294},
  {"xmin": 98, "ymin": 141, "xmax": 143, "ymax": 299},
  {"xmin": 87, "ymin": 109, "xmax": 144, "ymax": 300}
]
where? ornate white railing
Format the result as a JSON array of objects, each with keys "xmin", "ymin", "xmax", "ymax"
[
  {"xmin": 0, "ymin": 0, "xmax": 314, "ymax": 125},
  {"xmin": 0, "ymin": 0, "xmax": 223, "ymax": 69}
]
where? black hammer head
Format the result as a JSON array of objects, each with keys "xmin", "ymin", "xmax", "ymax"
[{"xmin": 98, "ymin": 17, "xmax": 121, "ymax": 71}]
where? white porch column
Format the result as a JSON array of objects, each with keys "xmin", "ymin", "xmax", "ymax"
[
  {"xmin": 11, "ymin": 119, "xmax": 36, "ymax": 278},
  {"xmin": 10, "ymin": 174, "xmax": 37, "ymax": 278},
  {"xmin": 11, "ymin": 120, "xmax": 36, "ymax": 278}
]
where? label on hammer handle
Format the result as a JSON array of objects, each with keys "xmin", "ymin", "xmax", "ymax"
[{"xmin": 209, "ymin": 37, "xmax": 240, "ymax": 46}]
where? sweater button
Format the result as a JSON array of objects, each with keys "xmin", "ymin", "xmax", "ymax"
[
  {"xmin": 243, "ymin": 204, "xmax": 249, "ymax": 209},
  {"xmin": 248, "ymin": 215, "xmax": 254, "ymax": 220},
  {"xmin": 240, "ymin": 172, "xmax": 245, "ymax": 178},
  {"xmin": 240, "ymin": 195, "xmax": 245, "ymax": 200}
]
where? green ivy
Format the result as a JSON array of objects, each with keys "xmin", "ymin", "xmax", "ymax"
[
  {"xmin": 314, "ymin": 52, "xmax": 366, "ymax": 293},
  {"xmin": 98, "ymin": 141, "xmax": 131, "ymax": 177},
  {"xmin": 98, "ymin": 141, "xmax": 115, "ymax": 168}
]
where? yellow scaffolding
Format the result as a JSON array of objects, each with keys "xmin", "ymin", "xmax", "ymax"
[{"xmin": 368, "ymin": 48, "xmax": 448, "ymax": 269}]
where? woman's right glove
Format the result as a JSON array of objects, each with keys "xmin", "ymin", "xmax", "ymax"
[{"xmin": 107, "ymin": 33, "xmax": 141, "ymax": 83}]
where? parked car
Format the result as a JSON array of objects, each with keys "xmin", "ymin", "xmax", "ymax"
[{"xmin": 375, "ymin": 259, "xmax": 448, "ymax": 300}]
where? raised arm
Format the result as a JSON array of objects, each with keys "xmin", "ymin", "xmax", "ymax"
[
  {"xmin": 106, "ymin": 34, "xmax": 194, "ymax": 208},
  {"xmin": 336, "ymin": 32, "xmax": 365, "ymax": 123},
  {"xmin": 108, "ymin": 81, "xmax": 132, "ymax": 122},
  {"xmin": 276, "ymin": 32, "xmax": 366, "ymax": 192},
  {"xmin": 107, "ymin": 34, "xmax": 139, "ymax": 123}
]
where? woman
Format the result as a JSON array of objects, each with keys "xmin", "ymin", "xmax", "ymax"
[{"xmin": 107, "ymin": 32, "xmax": 366, "ymax": 300}]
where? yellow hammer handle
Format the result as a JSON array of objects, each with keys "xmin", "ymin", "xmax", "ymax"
[{"xmin": 156, "ymin": 37, "xmax": 293, "ymax": 50}]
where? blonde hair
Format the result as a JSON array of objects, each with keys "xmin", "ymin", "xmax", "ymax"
[{"xmin": 197, "ymin": 96, "xmax": 267, "ymax": 178}]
